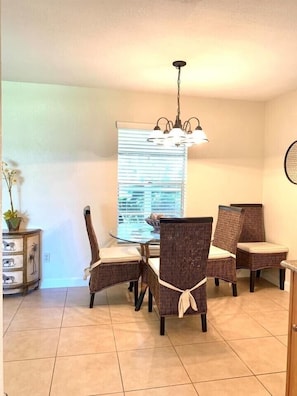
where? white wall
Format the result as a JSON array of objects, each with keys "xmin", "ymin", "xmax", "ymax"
[
  {"xmin": 2, "ymin": 81, "xmax": 265, "ymax": 287},
  {"xmin": 187, "ymin": 98, "xmax": 264, "ymax": 216},
  {"xmin": 262, "ymin": 90, "xmax": 297, "ymax": 287}
]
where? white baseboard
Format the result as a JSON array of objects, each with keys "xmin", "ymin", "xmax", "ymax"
[
  {"xmin": 39, "ymin": 269, "xmax": 291, "ymax": 292},
  {"xmin": 261, "ymin": 269, "xmax": 290, "ymax": 292},
  {"xmin": 236, "ymin": 269, "xmax": 250, "ymax": 278},
  {"xmin": 40, "ymin": 278, "xmax": 87, "ymax": 289}
]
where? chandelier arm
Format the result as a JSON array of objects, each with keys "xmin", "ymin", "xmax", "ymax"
[
  {"xmin": 183, "ymin": 117, "xmax": 202, "ymax": 133},
  {"xmin": 154, "ymin": 117, "xmax": 170, "ymax": 130},
  {"xmin": 182, "ymin": 120, "xmax": 191, "ymax": 132},
  {"xmin": 186, "ymin": 117, "xmax": 201, "ymax": 126},
  {"xmin": 166, "ymin": 120, "xmax": 174, "ymax": 131}
]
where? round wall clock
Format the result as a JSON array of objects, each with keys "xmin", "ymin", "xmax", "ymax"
[{"xmin": 284, "ymin": 140, "xmax": 297, "ymax": 184}]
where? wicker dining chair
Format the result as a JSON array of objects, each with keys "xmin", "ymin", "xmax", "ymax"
[
  {"xmin": 230, "ymin": 203, "xmax": 289, "ymax": 292},
  {"xmin": 207, "ymin": 205, "xmax": 245, "ymax": 297},
  {"xmin": 83, "ymin": 206, "xmax": 142, "ymax": 308},
  {"xmin": 147, "ymin": 217, "xmax": 213, "ymax": 335}
]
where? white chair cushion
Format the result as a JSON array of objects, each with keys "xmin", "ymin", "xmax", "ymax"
[
  {"xmin": 148, "ymin": 246, "xmax": 234, "ymax": 272},
  {"xmin": 237, "ymin": 242, "xmax": 289, "ymax": 254},
  {"xmin": 208, "ymin": 245, "xmax": 234, "ymax": 259},
  {"xmin": 148, "ymin": 257, "xmax": 160, "ymax": 275},
  {"xmin": 100, "ymin": 246, "xmax": 141, "ymax": 263}
]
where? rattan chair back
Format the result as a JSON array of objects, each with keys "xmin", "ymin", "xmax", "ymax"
[
  {"xmin": 230, "ymin": 203, "xmax": 265, "ymax": 242},
  {"xmin": 147, "ymin": 217, "xmax": 213, "ymax": 334},
  {"xmin": 212, "ymin": 205, "xmax": 245, "ymax": 255},
  {"xmin": 84, "ymin": 205, "xmax": 100, "ymax": 264},
  {"xmin": 159, "ymin": 217, "xmax": 213, "ymax": 288}
]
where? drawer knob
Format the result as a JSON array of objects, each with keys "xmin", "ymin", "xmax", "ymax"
[{"xmin": 293, "ymin": 324, "xmax": 297, "ymax": 332}]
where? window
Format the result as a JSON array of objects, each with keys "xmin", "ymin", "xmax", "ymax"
[{"xmin": 117, "ymin": 128, "xmax": 187, "ymax": 225}]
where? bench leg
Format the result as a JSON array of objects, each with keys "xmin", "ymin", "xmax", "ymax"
[
  {"xmin": 232, "ymin": 283, "xmax": 238, "ymax": 297},
  {"xmin": 250, "ymin": 271, "xmax": 256, "ymax": 292},
  {"xmin": 280, "ymin": 268, "xmax": 285, "ymax": 290}
]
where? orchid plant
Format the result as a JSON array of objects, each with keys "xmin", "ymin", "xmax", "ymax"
[{"xmin": 2, "ymin": 161, "xmax": 19, "ymax": 220}]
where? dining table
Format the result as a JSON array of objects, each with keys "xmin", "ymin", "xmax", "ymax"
[
  {"xmin": 110, "ymin": 220, "xmax": 236, "ymax": 310},
  {"xmin": 109, "ymin": 222, "xmax": 160, "ymax": 310}
]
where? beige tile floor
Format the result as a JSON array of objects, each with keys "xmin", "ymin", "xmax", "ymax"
[{"xmin": 3, "ymin": 277, "xmax": 289, "ymax": 396}]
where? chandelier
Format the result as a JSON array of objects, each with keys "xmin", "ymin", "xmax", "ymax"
[{"xmin": 147, "ymin": 60, "xmax": 209, "ymax": 147}]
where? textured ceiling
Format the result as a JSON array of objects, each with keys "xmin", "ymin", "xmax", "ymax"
[{"xmin": 2, "ymin": 0, "xmax": 297, "ymax": 100}]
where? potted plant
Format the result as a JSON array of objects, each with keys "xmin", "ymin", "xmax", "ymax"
[{"xmin": 2, "ymin": 161, "xmax": 22, "ymax": 231}]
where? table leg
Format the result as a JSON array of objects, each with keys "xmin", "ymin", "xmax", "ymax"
[{"xmin": 135, "ymin": 243, "xmax": 150, "ymax": 311}]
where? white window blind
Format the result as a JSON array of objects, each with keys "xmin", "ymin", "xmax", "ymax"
[{"xmin": 117, "ymin": 128, "xmax": 187, "ymax": 225}]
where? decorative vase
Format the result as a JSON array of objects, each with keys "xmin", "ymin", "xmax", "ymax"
[{"xmin": 5, "ymin": 217, "xmax": 22, "ymax": 231}]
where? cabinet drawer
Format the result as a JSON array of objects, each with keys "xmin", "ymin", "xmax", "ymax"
[
  {"xmin": 2, "ymin": 271, "xmax": 23, "ymax": 286},
  {"xmin": 2, "ymin": 238, "xmax": 23, "ymax": 253},
  {"xmin": 3, "ymin": 255, "xmax": 23, "ymax": 269}
]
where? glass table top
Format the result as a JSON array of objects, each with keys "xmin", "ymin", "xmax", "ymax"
[{"xmin": 109, "ymin": 223, "xmax": 160, "ymax": 245}]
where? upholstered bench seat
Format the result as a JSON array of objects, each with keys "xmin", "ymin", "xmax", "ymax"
[{"xmin": 237, "ymin": 242, "xmax": 289, "ymax": 254}]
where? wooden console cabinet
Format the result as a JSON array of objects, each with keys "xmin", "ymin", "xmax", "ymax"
[
  {"xmin": 281, "ymin": 260, "xmax": 297, "ymax": 396},
  {"xmin": 2, "ymin": 229, "xmax": 41, "ymax": 294}
]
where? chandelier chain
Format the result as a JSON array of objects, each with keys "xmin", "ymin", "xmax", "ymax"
[{"xmin": 177, "ymin": 66, "xmax": 181, "ymax": 120}]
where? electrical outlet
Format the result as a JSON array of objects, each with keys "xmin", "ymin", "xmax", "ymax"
[{"xmin": 44, "ymin": 253, "xmax": 50, "ymax": 262}]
